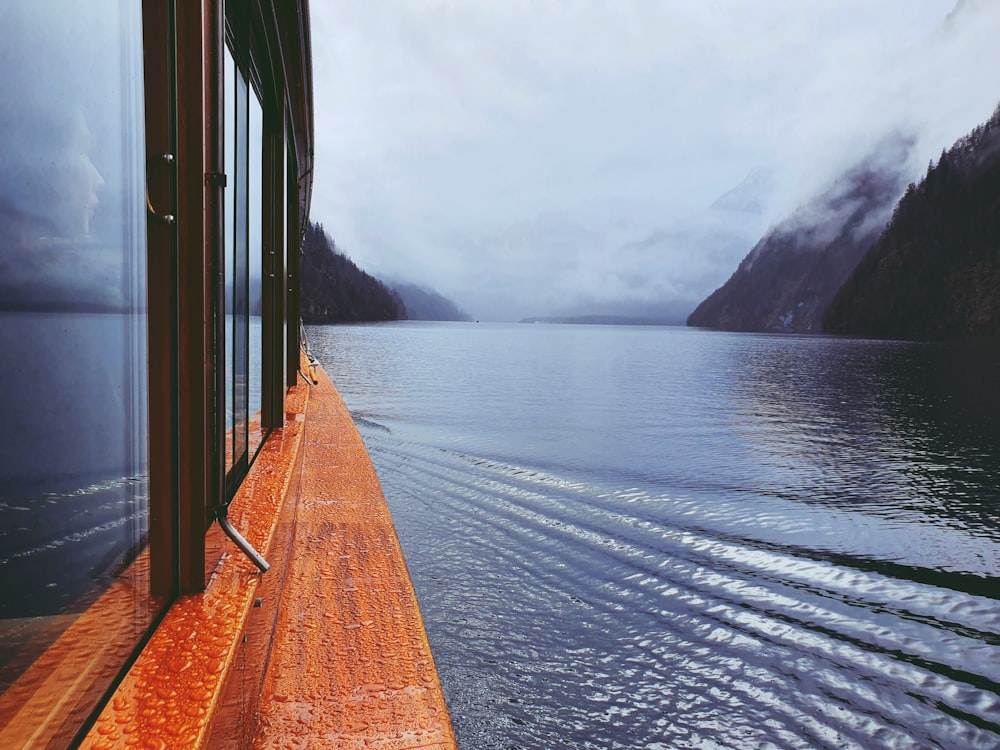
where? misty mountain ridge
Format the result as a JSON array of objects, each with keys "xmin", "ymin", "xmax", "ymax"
[
  {"xmin": 519, "ymin": 315, "xmax": 676, "ymax": 326},
  {"xmin": 710, "ymin": 167, "xmax": 776, "ymax": 215},
  {"xmin": 391, "ymin": 282, "xmax": 471, "ymax": 322},
  {"xmin": 594, "ymin": 203, "xmax": 770, "ymax": 319},
  {"xmin": 489, "ymin": 167, "xmax": 777, "ymax": 323},
  {"xmin": 823, "ymin": 102, "xmax": 1000, "ymax": 338},
  {"xmin": 434, "ymin": 185, "xmax": 772, "ymax": 322},
  {"xmin": 522, "ymin": 295, "xmax": 693, "ymax": 326},
  {"xmin": 687, "ymin": 134, "xmax": 915, "ymax": 333}
]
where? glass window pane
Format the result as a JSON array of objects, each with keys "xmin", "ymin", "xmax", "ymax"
[
  {"xmin": 286, "ymin": 144, "xmax": 296, "ymax": 388},
  {"xmin": 248, "ymin": 89, "xmax": 263, "ymax": 460},
  {"xmin": 0, "ymin": 2, "xmax": 165, "ymax": 743},
  {"xmin": 224, "ymin": 45, "xmax": 236, "ymax": 473},
  {"xmin": 280, "ymin": 141, "xmax": 289, "ymax": 390},
  {"xmin": 231, "ymin": 67, "xmax": 249, "ymax": 475}
]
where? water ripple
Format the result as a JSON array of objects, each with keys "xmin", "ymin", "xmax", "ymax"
[
  {"xmin": 364, "ymin": 436, "xmax": 1000, "ymax": 749},
  {"xmin": 310, "ymin": 323, "xmax": 1000, "ymax": 749}
]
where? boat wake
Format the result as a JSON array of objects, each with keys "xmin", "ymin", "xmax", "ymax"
[{"xmin": 360, "ymin": 429, "xmax": 1000, "ymax": 750}]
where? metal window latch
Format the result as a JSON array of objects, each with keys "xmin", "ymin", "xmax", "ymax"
[
  {"xmin": 146, "ymin": 153, "xmax": 175, "ymax": 225},
  {"xmin": 207, "ymin": 171, "xmax": 227, "ymax": 188}
]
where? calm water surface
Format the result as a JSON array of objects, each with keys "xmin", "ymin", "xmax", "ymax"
[{"xmin": 308, "ymin": 322, "xmax": 1000, "ymax": 750}]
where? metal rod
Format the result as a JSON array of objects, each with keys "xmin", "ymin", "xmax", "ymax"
[{"xmin": 217, "ymin": 514, "xmax": 270, "ymax": 573}]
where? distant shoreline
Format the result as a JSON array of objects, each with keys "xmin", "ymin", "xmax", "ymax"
[{"xmin": 518, "ymin": 314, "xmax": 684, "ymax": 326}]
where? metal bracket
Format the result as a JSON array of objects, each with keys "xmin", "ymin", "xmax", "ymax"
[{"xmin": 218, "ymin": 513, "xmax": 270, "ymax": 573}]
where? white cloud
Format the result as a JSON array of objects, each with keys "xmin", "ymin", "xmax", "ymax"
[{"xmin": 309, "ymin": 0, "xmax": 998, "ymax": 321}]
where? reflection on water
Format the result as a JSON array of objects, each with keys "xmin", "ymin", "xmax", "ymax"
[{"xmin": 310, "ymin": 322, "xmax": 1000, "ymax": 749}]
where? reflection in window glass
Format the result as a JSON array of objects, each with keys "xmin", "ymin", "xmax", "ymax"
[
  {"xmin": 286, "ymin": 143, "xmax": 295, "ymax": 388},
  {"xmin": 232, "ymin": 63, "xmax": 250, "ymax": 479},
  {"xmin": 223, "ymin": 44, "xmax": 267, "ymax": 493},
  {"xmin": 0, "ymin": 2, "xmax": 164, "ymax": 744},
  {"xmin": 279, "ymin": 141, "xmax": 289, "ymax": 391},
  {"xmin": 224, "ymin": 45, "xmax": 250, "ymax": 485},
  {"xmin": 248, "ymin": 90, "xmax": 264, "ymax": 460},
  {"xmin": 224, "ymin": 46, "xmax": 237, "ymax": 473}
]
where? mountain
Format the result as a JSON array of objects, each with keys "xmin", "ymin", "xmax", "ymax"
[
  {"xmin": 823, "ymin": 104, "xmax": 1000, "ymax": 339},
  {"xmin": 687, "ymin": 135, "xmax": 913, "ymax": 333},
  {"xmin": 709, "ymin": 167, "xmax": 775, "ymax": 215},
  {"xmin": 392, "ymin": 283, "xmax": 470, "ymax": 321},
  {"xmin": 523, "ymin": 296, "xmax": 693, "ymax": 327},
  {"xmin": 300, "ymin": 222, "xmax": 405, "ymax": 324}
]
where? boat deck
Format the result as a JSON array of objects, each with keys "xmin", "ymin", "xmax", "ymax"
[{"xmin": 82, "ymin": 362, "xmax": 456, "ymax": 748}]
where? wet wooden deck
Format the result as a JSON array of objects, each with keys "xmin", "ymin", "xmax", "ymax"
[{"xmin": 82, "ymin": 363, "xmax": 456, "ymax": 749}]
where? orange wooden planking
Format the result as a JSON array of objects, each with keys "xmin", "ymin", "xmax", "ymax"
[
  {"xmin": 250, "ymin": 367, "xmax": 456, "ymax": 749},
  {"xmin": 79, "ymin": 360, "xmax": 455, "ymax": 749},
  {"xmin": 80, "ymin": 385, "xmax": 308, "ymax": 750}
]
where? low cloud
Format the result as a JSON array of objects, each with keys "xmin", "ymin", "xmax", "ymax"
[{"xmin": 310, "ymin": 0, "xmax": 999, "ymax": 321}]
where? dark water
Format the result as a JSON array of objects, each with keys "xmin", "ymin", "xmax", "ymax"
[{"xmin": 308, "ymin": 322, "xmax": 1000, "ymax": 750}]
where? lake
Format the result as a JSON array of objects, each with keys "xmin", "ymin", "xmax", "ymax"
[{"xmin": 307, "ymin": 321, "xmax": 1000, "ymax": 750}]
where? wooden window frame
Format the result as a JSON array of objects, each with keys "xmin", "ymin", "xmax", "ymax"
[
  {"xmin": 145, "ymin": 0, "xmax": 311, "ymax": 594},
  {"xmin": 144, "ymin": 0, "xmax": 226, "ymax": 592}
]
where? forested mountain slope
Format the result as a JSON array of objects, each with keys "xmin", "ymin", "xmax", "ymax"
[
  {"xmin": 686, "ymin": 136, "xmax": 912, "ymax": 333},
  {"xmin": 300, "ymin": 222, "xmax": 405, "ymax": 324},
  {"xmin": 823, "ymin": 104, "xmax": 1000, "ymax": 339}
]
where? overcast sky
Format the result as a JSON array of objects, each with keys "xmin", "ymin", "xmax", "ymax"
[{"xmin": 309, "ymin": 0, "xmax": 1000, "ymax": 322}]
